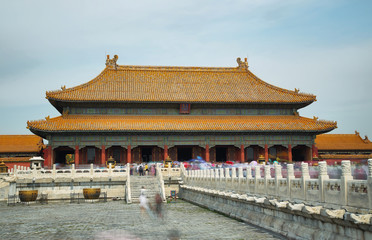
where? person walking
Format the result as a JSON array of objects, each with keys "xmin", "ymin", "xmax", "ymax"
[
  {"xmin": 155, "ymin": 193, "xmax": 163, "ymax": 219},
  {"xmin": 139, "ymin": 165, "xmax": 144, "ymax": 176},
  {"xmin": 139, "ymin": 186, "xmax": 148, "ymax": 217}
]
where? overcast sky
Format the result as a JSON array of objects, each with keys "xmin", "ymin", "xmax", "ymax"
[{"xmin": 0, "ymin": 0, "xmax": 371, "ymax": 139}]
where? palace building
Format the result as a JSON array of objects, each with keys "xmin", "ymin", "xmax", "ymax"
[
  {"xmin": 0, "ymin": 135, "xmax": 45, "ymax": 169},
  {"xmin": 315, "ymin": 131, "xmax": 372, "ymax": 164},
  {"xmin": 27, "ymin": 55, "xmax": 337, "ymax": 167}
]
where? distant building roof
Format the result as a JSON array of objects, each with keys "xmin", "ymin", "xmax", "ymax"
[
  {"xmin": 28, "ymin": 115, "xmax": 336, "ymax": 136},
  {"xmin": 315, "ymin": 131, "xmax": 372, "ymax": 151},
  {"xmin": 46, "ymin": 56, "xmax": 316, "ymax": 106},
  {"xmin": 0, "ymin": 135, "xmax": 44, "ymax": 153}
]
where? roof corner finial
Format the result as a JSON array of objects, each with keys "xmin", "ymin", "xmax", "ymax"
[
  {"xmin": 313, "ymin": 116, "xmax": 318, "ymax": 121},
  {"xmin": 106, "ymin": 54, "xmax": 118, "ymax": 69},
  {"xmin": 364, "ymin": 135, "xmax": 369, "ymax": 142},
  {"xmin": 294, "ymin": 88, "xmax": 300, "ymax": 93},
  {"xmin": 355, "ymin": 130, "xmax": 360, "ymax": 136},
  {"xmin": 236, "ymin": 57, "xmax": 248, "ymax": 70}
]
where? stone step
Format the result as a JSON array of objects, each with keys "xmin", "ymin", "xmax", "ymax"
[{"xmin": 129, "ymin": 175, "xmax": 160, "ymax": 203}]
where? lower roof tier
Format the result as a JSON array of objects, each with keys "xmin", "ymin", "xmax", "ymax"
[{"xmin": 27, "ymin": 115, "xmax": 337, "ymax": 135}]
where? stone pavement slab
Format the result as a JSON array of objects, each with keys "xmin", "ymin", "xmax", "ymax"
[{"xmin": 0, "ymin": 200, "xmax": 284, "ymax": 240}]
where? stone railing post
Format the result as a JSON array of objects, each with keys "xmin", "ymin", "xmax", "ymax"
[
  {"xmin": 109, "ymin": 163, "xmax": 113, "ymax": 175},
  {"xmin": 238, "ymin": 167, "xmax": 243, "ymax": 193},
  {"xmin": 52, "ymin": 164, "xmax": 56, "ymax": 180},
  {"xmin": 231, "ymin": 167, "xmax": 237, "ymax": 191},
  {"xmin": 368, "ymin": 159, "xmax": 372, "ymax": 209},
  {"xmin": 246, "ymin": 166, "xmax": 252, "ymax": 193},
  {"xmin": 318, "ymin": 161, "xmax": 329, "ymax": 202},
  {"xmin": 90, "ymin": 163, "xmax": 94, "ymax": 179},
  {"xmin": 206, "ymin": 169, "xmax": 211, "ymax": 188},
  {"xmin": 275, "ymin": 164, "xmax": 282, "ymax": 196},
  {"xmin": 254, "ymin": 165, "xmax": 261, "ymax": 194},
  {"xmin": 13, "ymin": 165, "xmax": 17, "ymax": 177},
  {"xmin": 126, "ymin": 163, "xmax": 132, "ymax": 203},
  {"xmin": 71, "ymin": 164, "xmax": 76, "ymax": 179},
  {"xmin": 213, "ymin": 169, "xmax": 218, "ymax": 189},
  {"xmin": 219, "ymin": 168, "xmax": 224, "ymax": 190},
  {"xmin": 341, "ymin": 160, "xmax": 353, "ymax": 206},
  {"xmin": 225, "ymin": 168, "xmax": 230, "ymax": 191},
  {"xmin": 301, "ymin": 163, "xmax": 310, "ymax": 199},
  {"xmin": 287, "ymin": 164, "xmax": 295, "ymax": 200},
  {"xmin": 194, "ymin": 170, "xmax": 197, "ymax": 186},
  {"xmin": 264, "ymin": 165, "xmax": 271, "ymax": 194}
]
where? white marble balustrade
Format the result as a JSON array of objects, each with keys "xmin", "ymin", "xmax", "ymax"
[{"xmin": 181, "ymin": 159, "xmax": 372, "ymax": 210}]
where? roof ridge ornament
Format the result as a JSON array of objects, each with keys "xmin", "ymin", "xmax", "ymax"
[
  {"xmin": 236, "ymin": 57, "xmax": 248, "ymax": 70},
  {"xmin": 106, "ymin": 55, "xmax": 118, "ymax": 70}
]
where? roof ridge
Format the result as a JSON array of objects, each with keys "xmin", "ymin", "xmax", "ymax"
[{"xmin": 115, "ymin": 64, "xmax": 245, "ymax": 72}]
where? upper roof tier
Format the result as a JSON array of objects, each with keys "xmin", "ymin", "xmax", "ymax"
[
  {"xmin": 46, "ymin": 55, "xmax": 316, "ymax": 106},
  {"xmin": 27, "ymin": 115, "xmax": 337, "ymax": 138}
]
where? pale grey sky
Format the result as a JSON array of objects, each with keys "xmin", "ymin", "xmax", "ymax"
[{"xmin": 0, "ymin": 0, "xmax": 371, "ymax": 138}]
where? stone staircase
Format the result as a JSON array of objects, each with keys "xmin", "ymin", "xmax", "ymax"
[{"xmin": 130, "ymin": 175, "xmax": 159, "ymax": 203}]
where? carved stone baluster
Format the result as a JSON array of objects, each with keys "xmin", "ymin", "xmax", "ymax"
[
  {"xmin": 254, "ymin": 165, "xmax": 261, "ymax": 194},
  {"xmin": 275, "ymin": 164, "xmax": 282, "ymax": 197},
  {"xmin": 287, "ymin": 164, "xmax": 295, "ymax": 200},
  {"xmin": 318, "ymin": 161, "xmax": 329, "ymax": 203},
  {"xmin": 246, "ymin": 166, "xmax": 252, "ymax": 194},
  {"xmin": 238, "ymin": 167, "xmax": 243, "ymax": 193},
  {"xmin": 264, "ymin": 165, "xmax": 271, "ymax": 195},
  {"xmin": 341, "ymin": 160, "xmax": 353, "ymax": 206}
]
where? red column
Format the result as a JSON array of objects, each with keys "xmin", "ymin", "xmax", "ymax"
[
  {"xmin": 288, "ymin": 144, "xmax": 292, "ymax": 163},
  {"xmin": 205, "ymin": 144, "xmax": 210, "ymax": 162},
  {"xmin": 101, "ymin": 145, "xmax": 106, "ymax": 165},
  {"xmin": 127, "ymin": 145, "xmax": 131, "ymax": 164},
  {"xmin": 164, "ymin": 145, "xmax": 168, "ymax": 160},
  {"xmin": 240, "ymin": 145, "xmax": 245, "ymax": 163},
  {"xmin": 75, "ymin": 145, "xmax": 79, "ymax": 167},
  {"xmin": 312, "ymin": 144, "xmax": 318, "ymax": 160},
  {"xmin": 44, "ymin": 145, "xmax": 52, "ymax": 167},
  {"xmin": 265, "ymin": 144, "xmax": 269, "ymax": 163}
]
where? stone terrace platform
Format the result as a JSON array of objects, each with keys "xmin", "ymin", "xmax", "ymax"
[{"xmin": 0, "ymin": 200, "xmax": 283, "ymax": 240}]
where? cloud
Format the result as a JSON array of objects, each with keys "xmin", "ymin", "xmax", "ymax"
[{"xmin": 0, "ymin": 0, "xmax": 371, "ymax": 137}]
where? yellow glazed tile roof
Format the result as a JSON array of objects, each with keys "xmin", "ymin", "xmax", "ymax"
[
  {"xmin": 315, "ymin": 132, "xmax": 372, "ymax": 150},
  {"xmin": 0, "ymin": 135, "xmax": 44, "ymax": 153},
  {"xmin": 27, "ymin": 115, "xmax": 336, "ymax": 133},
  {"xmin": 0, "ymin": 157, "xmax": 32, "ymax": 163},
  {"xmin": 46, "ymin": 59, "xmax": 316, "ymax": 104}
]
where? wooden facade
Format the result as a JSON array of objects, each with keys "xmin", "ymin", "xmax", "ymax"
[{"xmin": 28, "ymin": 56, "xmax": 337, "ymax": 166}]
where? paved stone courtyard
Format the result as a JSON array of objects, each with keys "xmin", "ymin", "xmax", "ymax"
[{"xmin": 0, "ymin": 200, "xmax": 284, "ymax": 240}]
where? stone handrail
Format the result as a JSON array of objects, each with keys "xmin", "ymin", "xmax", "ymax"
[
  {"xmin": 160, "ymin": 165, "xmax": 182, "ymax": 179},
  {"xmin": 8, "ymin": 163, "xmax": 129, "ymax": 183},
  {"xmin": 156, "ymin": 163, "xmax": 166, "ymax": 201},
  {"xmin": 182, "ymin": 160, "xmax": 372, "ymax": 210}
]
